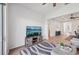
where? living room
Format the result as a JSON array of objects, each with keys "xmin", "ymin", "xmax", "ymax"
[
  {"xmin": 1, "ymin": 3, "xmax": 79, "ymax": 55},
  {"xmin": 8, "ymin": 3, "xmax": 79, "ymax": 55}
]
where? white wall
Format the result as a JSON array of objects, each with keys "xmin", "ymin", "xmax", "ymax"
[
  {"xmin": 43, "ymin": 19, "xmax": 48, "ymax": 39},
  {"xmin": 8, "ymin": 4, "xmax": 45, "ymax": 49}
]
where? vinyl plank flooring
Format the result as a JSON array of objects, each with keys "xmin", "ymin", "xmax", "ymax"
[{"xmin": 9, "ymin": 45, "xmax": 25, "ymax": 55}]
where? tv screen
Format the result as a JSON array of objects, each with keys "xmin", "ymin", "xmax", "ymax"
[
  {"xmin": 55, "ymin": 31, "xmax": 61, "ymax": 36},
  {"xmin": 26, "ymin": 26, "xmax": 41, "ymax": 37}
]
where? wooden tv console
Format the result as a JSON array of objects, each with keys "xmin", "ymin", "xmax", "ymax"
[{"xmin": 25, "ymin": 36, "xmax": 42, "ymax": 47}]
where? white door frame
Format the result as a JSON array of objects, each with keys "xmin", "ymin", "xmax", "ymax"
[{"xmin": 0, "ymin": 3, "xmax": 7, "ymax": 55}]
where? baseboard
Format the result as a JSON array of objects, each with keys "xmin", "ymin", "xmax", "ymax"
[
  {"xmin": 9, "ymin": 45, "xmax": 25, "ymax": 54},
  {"xmin": 9, "ymin": 45, "xmax": 25, "ymax": 50}
]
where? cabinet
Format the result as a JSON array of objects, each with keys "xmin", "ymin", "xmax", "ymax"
[{"xmin": 25, "ymin": 36, "xmax": 42, "ymax": 47}]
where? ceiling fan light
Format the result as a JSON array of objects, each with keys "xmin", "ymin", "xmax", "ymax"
[{"xmin": 53, "ymin": 3, "xmax": 56, "ymax": 7}]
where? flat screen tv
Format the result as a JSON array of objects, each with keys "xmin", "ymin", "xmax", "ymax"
[
  {"xmin": 26, "ymin": 26, "xmax": 41, "ymax": 37},
  {"xmin": 55, "ymin": 31, "xmax": 61, "ymax": 36}
]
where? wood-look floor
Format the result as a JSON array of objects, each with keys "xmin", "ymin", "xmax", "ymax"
[{"xmin": 9, "ymin": 45, "xmax": 25, "ymax": 55}]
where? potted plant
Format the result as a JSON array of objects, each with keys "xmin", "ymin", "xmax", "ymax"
[{"xmin": 60, "ymin": 42, "xmax": 64, "ymax": 48}]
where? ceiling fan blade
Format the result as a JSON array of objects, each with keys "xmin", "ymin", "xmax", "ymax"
[
  {"xmin": 75, "ymin": 17, "xmax": 79, "ymax": 18},
  {"xmin": 70, "ymin": 16, "xmax": 79, "ymax": 19},
  {"xmin": 70, "ymin": 17, "xmax": 75, "ymax": 19},
  {"xmin": 70, "ymin": 14, "xmax": 79, "ymax": 19},
  {"xmin": 42, "ymin": 3, "xmax": 46, "ymax": 5},
  {"xmin": 53, "ymin": 3, "xmax": 56, "ymax": 7},
  {"xmin": 72, "ymin": 17, "xmax": 79, "ymax": 18}
]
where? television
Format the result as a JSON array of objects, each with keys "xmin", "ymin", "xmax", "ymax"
[
  {"xmin": 26, "ymin": 26, "xmax": 41, "ymax": 37},
  {"xmin": 55, "ymin": 31, "xmax": 61, "ymax": 36}
]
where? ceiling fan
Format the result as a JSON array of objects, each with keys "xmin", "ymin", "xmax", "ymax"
[
  {"xmin": 70, "ymin": 14, "xmax": 79, "ymax": 19},
  {"xmin": 42, "ymin": 3, "xmax": 69, "ymax": 7}
]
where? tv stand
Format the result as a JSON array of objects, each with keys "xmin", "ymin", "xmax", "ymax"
[{"xmin": 25, "ymin": 36, "xmax": 42, "ymax": 47}]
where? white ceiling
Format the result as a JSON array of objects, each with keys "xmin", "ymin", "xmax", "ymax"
[{"xmin": 18, "ymin": 3, "xmax": 70, "ymax": 15}]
